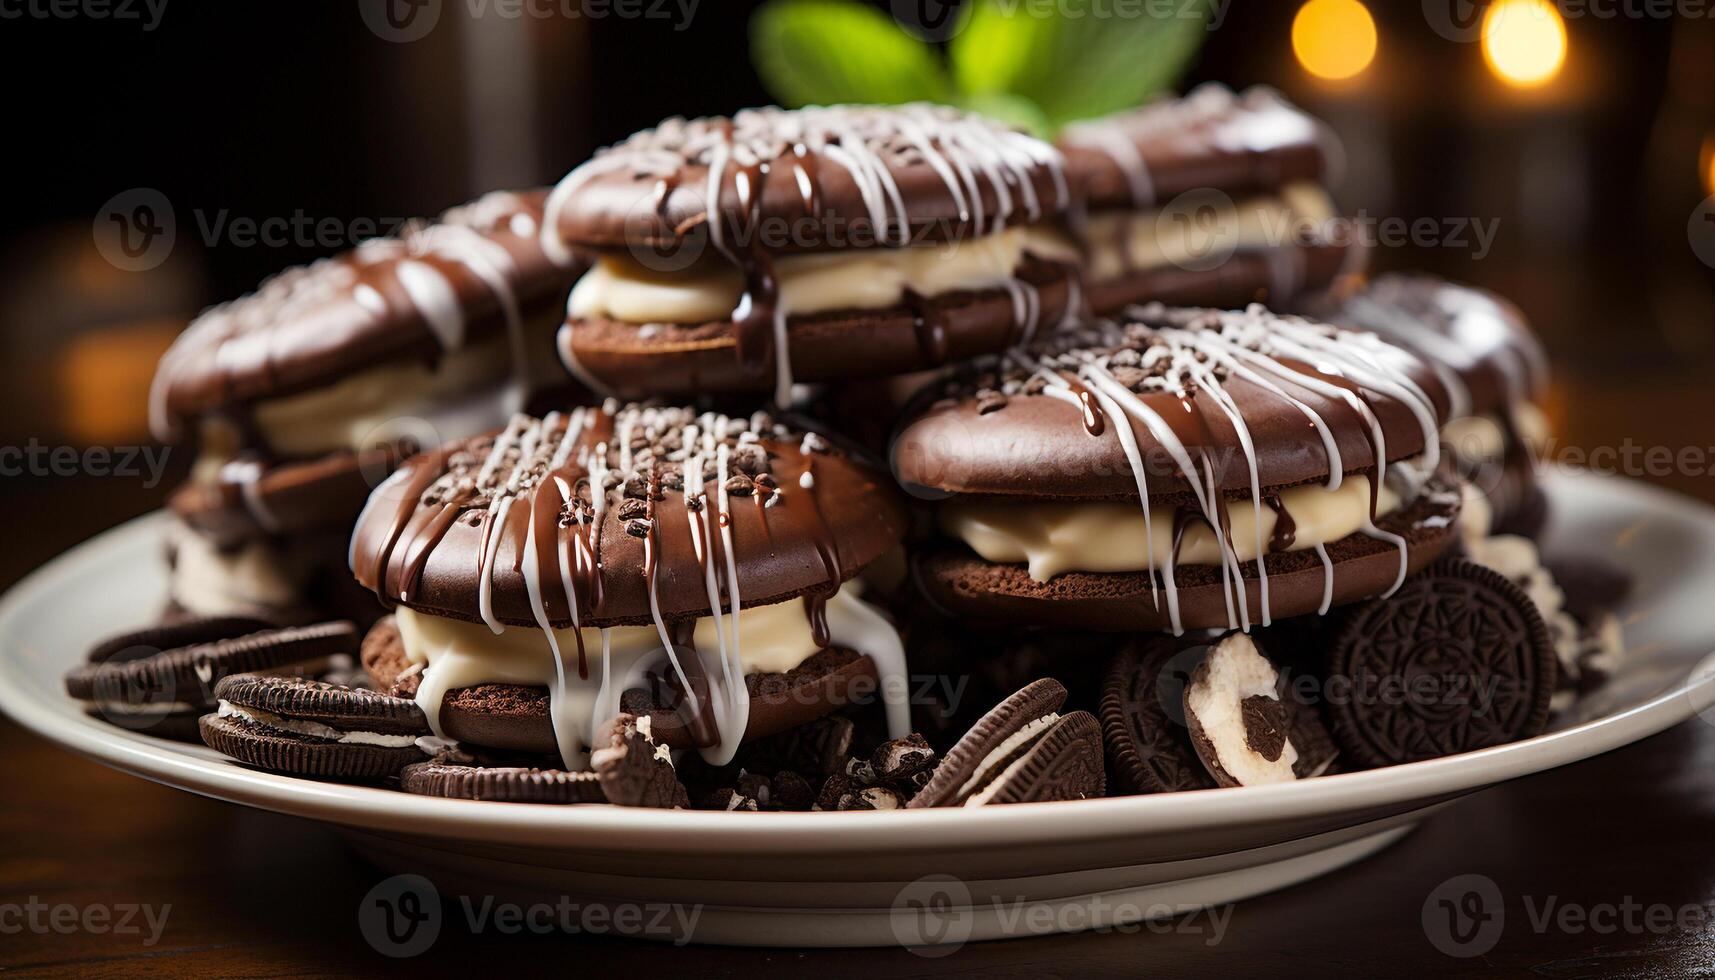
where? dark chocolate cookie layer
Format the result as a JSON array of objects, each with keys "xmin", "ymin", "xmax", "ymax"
[
  {"xmin": 1326, "ymin": 558, "xmax": 1556, "ymax": 767},
  {"xmin": 915, "ymin": 480, "xmax": 1460, "ymax": 632},
  {"xmin": 1303, "ymin": 273, "xmax": 1548, "ymax": 422},
  {"xmin": 543, "ymin": 105, "xmax": 1067, "ymax": 256},
  {"xmin": 400, "ymin": 760, "xmax": 606, "ymax": 804},
  {"xmin": 200, "ymin": 674, "xmax": 431, "ymax": 781},
  {"xmin": 430, "ymin": 647, "xmax": 877, "ymax": 755},
  {"xmin": 893, "ymin": 305, "xmax": 1451, "ymax": 501},
  {"xmin": 1100, "ymin": 639, "xmax": 1215, "ymax": 794},
  {"xmin": 351, "ymin": 404, "xmax": 907, "ymax": 629},
  {"xmin": 592, "ymin": 713, "xmax": 691, "ymax": 808},
  {"xmin": 910, "ymin": 679, "xmax": 1104, "ymax": 807},
  {"xmin": 1057, "ymin": 85, "xmax": 1330, "ymax": 212},
  {"xmin": 66, "ymin": 620, "xmax": 357, "ymax": 709},
  {"xmin": 150, "ymin": 190, "xmax": 579, "ymax": 437},
  {"xmin": 1082, "ymin": 243, "xmax": 1353, "ymax": 317},
  {"xmin": 560, "ymin": 255, "xmax": 1078, "ymax": 397}
]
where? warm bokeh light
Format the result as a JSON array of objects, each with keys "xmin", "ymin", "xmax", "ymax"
[
  {"xmin": 58, "ymin": 320, "xmax": 180, "ymax": 443},
  {"xmin": 1702, "ymin": 134, "xmax": 1715, "ymax": 198},
  {"xmin": 1292, "ymin": 0, "xmax": 1377, "ymax": 82},
  {"xmin": 1482, "ymin": 0, "xmax": 1567, "ymax": 88}
]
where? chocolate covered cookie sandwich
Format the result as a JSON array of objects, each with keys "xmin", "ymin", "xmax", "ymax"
[
  {"xmin": 543, "ymin": 104, "xmax": 1079, "ymax": 403},
  {"xmin": 1039, "ymin": 85, "xmax": 1353, "ymax": 314},
  {"xmin": 895, "ymin": 303, "xmax": 1462, "ymax": 633},
  {"xmin": 349, "ymin": 402, "xmax": 913, "ymax": 769},
  {"xmin": 1306, "ymin": 273, "xmax": 1552, "ymax": 536},
  {"xmin": 149, "ymin": 191, "xmax": 584, "ymax": 622}
]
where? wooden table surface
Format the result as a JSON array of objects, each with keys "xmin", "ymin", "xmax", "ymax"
[{"xmin": 4, "ymin": 710, "xmax": 1713, "ymax": 977}]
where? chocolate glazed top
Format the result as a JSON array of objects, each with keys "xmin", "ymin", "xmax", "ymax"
[
  {"xmin": 1302, "ymin": 273, "xmax": 1550, "ymax": 420},
  {"xmin": 350, "ymin": 404, "xmax": 908, "ymax": 630},
  {"xmin": 541, "ymin": 104, "xmax": 1069, "ymax": 257},
  {"xmin": 150, "ymin": 189, "xmax": 585, "ymax": 441},
  {"xmin": 892, "ymin": 303, "xmax": 1452, "ymax": 502},
  {"xmin": 1057, "ymin": 85, "xmax": 1333, "ymax": 211}
]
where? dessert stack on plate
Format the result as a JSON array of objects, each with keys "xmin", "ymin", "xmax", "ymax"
[
  {"xmin": 1044, "ymin": 84, "xmax": 1357, "ymax": 314},
  {"xmin": 71, "ymin": 96, "xmax": 1627, "ymax": 809},
  {"xmin": 146, "ymin": 191, "xmax": 584, "ymax": 625}
]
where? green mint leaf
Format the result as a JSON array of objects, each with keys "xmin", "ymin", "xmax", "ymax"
[
  {"xmin": 950, "ymin": 0, "xmax": 1213, "ymax": 128},
  {"xmin": 751, "ymin": 0, "xmax": 951, "ymax": 108}
]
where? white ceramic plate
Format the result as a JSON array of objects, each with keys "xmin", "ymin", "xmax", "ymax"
[{"xmin": 4, "ymin": 469, "xmax": 1714, "ymax": 947}]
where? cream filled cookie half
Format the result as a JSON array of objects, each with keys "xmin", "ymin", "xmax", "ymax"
[
  {"xmin": 942, "ymin": 473, "xmax": 1402, "ymax": 583},
  {"xmin": 392, "ymin": 584, "xmax": 906, "ymax": 770},
  {"xmin": 1028, "ymin": 183, "xmax": 1335, "ymax": 287}
]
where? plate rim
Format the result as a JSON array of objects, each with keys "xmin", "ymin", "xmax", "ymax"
[{"xmin": 3, "ymin": 470, "xmax": 1712, "ymax": 854}]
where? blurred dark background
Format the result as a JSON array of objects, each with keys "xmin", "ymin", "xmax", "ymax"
[{"xmin": 2, "ymin": 0, "xmax": 1712, "ymax": 590}]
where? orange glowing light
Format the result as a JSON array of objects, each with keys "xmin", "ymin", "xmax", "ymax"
[
  {"xmin": 1702, "ymin": 135, "xmax": 1715, "ymax": 198},
  {"xmin": 1292, "ymin": 0, "xmax": 1377, "ymax": 82},
  {"xmin": 1483, "ymin": 0, "xmax": 1567, "ymax": 88}
]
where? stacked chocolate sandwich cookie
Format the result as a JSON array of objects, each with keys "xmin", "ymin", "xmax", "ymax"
[
  {"xmin": 1305, "ymin": 273, "xmax": 1552, "ymax": 536},
  {"xmin": 149, "ymin": 190, "xmax": 584, "ymax": 624},
  {"xmin": 543, "ymin": 104, "xmax": 1080, "ymax": 403},
  {"xmin": 896, "ymin": 303, "xmax": 1461, "ymax": 633},
  {"xmin": 346, "ymin": 403, "xmax": 913, "ymax": 771},
  {"xmin": 1042, "ymin": 85, "xmax": 1354, "ymax": 314}
]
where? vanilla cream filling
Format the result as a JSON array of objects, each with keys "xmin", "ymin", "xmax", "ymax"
[
  {"xmin": 1444, "ymin": 402, "xmax": 1550, "ymax": 469},
  {"xmin": 216, "ymin": 700, "xmax": 426, "ymax": 749},
  {"xmin": 568, "ymin": 228, "xmax": 1036, "ymax": 325},
  {"xmin": 940, "ymin": 476, "xmax": 1400, "ymax": 582},
  {"xmin": 167, "ymin": 518, "xmax": 304, "ymax": 616},
  {"xmin": 960, "ymin": 712, "xmax": 1059, "ymax": 806},
  {"xmin": 243, "ymin": 308, "xmax": 562, "ymax": 459},
  {"xmin": 1188, "ymin": 634, "xmax": 1300, "ymax": 785},
  {"xmin": 1025, "ymin": 183, "xmax": 1334, "ymax": 283},
  {"xmin": 393, "ymin": 585, "xmax": 907, "ymax": 770}
]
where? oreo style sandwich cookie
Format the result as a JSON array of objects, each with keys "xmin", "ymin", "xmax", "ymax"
[
  {"xmin": 908, "ymin": 679, "xmax": 1104, "ymax": 807},
  {"xmin": 543, "ymin": 105, "xmax": 1079, "ymax": 403},
  {"xmin": 1326, "ymin": 558, "xmax": 1556, "ymax": 767},
  {"xmin": 1042, "ymin": 85, "xmax": 1354, "ymax": 315},
  {"xmin": 1305, "ymin": 273, "xmax": 1552, "ymax": 537},
  {"xmin": 1182, "ymin": 633, "xmax": 1337, "ymax": 787},
  {"xmin": 199, "ymin": 674, "xmax": 439, "ymax": 781},
  {"xmin": 400, "ymin": 740, "xmax": 608, "ymax": 805},
  {"xmin": 895, "ymin": 303, "xmax": 1462, "ymax": 634},
  {"xmin": 66, "ymin": 619, "xmax": 356, "ymax": 740},
  {"xmin": 150, "ymin": 190, "xmax": 586, "ymax": 623},
  {"xmin": 349, "ymin": 402, "xmax": 914, "ymax": 771},
  {"xmin": 1099, "ymin": 638, "xmax": 1215, "ymax": 794}
]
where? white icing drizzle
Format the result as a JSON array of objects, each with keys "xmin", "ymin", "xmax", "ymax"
[
  {"xmin": 151, "ymin": 192, "xmax": 546, "ymax": 443},
  {"xmin": 539, "ymin": 104, "xmax": 1067, "ymax": 407},
  {"xmin": 397, "ymin": 404, "xmax": 909, "ymax": 768},
  {"xmin": 999, "ymin": 303, "xmax": 1445, "ymax": 632}
]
